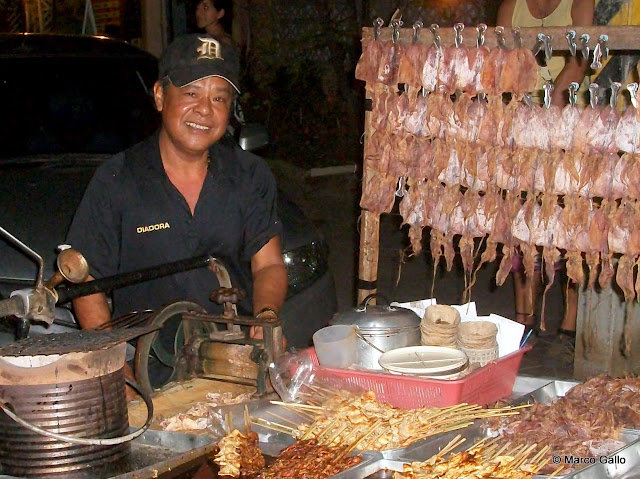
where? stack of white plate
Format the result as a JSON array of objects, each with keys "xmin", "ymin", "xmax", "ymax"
[{"xmin": 378, "ymin": 346, "xmax": 469, "ymax": 379}]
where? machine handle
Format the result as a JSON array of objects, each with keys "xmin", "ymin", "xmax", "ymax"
[
  {"xmin": 56, "ymin": 255, "xmax": 214, "ymax": 303},
  {"xmin": 0, "ymin": 296, "xmax": 25, "ymax": 319}
]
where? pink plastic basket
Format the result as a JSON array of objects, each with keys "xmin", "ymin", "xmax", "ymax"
[{"xmin": 303, "ymin": 345, "xmax": 532, "ymax": 409}]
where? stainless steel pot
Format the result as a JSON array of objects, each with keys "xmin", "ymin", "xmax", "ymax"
[{"xmin": 329, "ymin": 294, "xmax": 421, "ymax": 370}]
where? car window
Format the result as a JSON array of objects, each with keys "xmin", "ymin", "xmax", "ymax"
[{"xmin": 0, "ymin": 57, "xmax": 160, "ymax": 159}]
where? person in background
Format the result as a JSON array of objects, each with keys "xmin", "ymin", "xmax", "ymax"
[
  {"xmin": 497, "ymin": 0, "xmax": 594, "ymax": 355},
  {"xmin": 195, "ymin": 0, "xmax": 234, "ymax": 45},
  {"xmin": 66, "ymin": 34, "xmax": 287, "ymax": 394}
]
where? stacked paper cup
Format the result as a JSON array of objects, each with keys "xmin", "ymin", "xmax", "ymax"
[
  {"xmin": 457, "ymin": 321, "xmax": 499, "ymax": 367},
  {"xmin": 421, "ymin": 305, "xmax": 461, "ymax": 348}
]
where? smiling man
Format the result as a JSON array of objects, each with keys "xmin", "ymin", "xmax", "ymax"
[{"xmin": 66, "ymin": 35, "xmax": 287, "ymax": 344}]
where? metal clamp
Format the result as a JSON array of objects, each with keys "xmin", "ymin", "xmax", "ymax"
[
  {"xmin": 454, "ymin": 22, "xmax": 464, "ymax": 48},
  {"xmin": 477, "ymin": 23, "xmax": 487, "ymax": 47},
  {"xmin": 391, "ymin": 18, "xmax": 402, "ymax": 43},
  {"xmin": 579, "ymin": 33, "xmax": 590, "ymax": 61},
  {"xmin": 373, "ymin": 17, "xmax": 383, "ymax": 40},
  {"xmin": 430, "ymin": 23, "xmax": 441, "ymax": 48},
  {"xmin": 495, "ymin": 26, "xmax": 506, "ymax": 49},
  {"xmin": 513, "ymin": 26, "xmax": 522, "ymax": 49},
  {"xmin": 412, "ymin": 21, "xmax": 423, "ymax": 44},
  {"xmin": 566, "ymin": 30, "xmax": 577, "ymax": 56},
  {"xmin": 568, "ymin": 81, "xmax": 579, "ymax": 107}
]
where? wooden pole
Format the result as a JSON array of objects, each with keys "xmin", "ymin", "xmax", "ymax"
[
  {"xmin": 362, "ymin": 25, "xmax": 640, "ymax": 51},
  {"xmin": 357, "ymin": 90, "xmax": 381, "ymax": 305}
]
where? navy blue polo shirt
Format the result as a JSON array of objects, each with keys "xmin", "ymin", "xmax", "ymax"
[{"xmin": 66, "ymin": 132, "xmax": 281, "ymax": 317}]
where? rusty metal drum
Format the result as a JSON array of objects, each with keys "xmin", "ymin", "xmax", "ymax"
[{"xmin": 0, "ymin": 343, "xmax": 130, "ymax": 478}]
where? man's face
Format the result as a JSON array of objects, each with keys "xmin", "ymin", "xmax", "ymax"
[{"xmin": 153, "ymin": 76, "xmax": 233, "ymax": 157}]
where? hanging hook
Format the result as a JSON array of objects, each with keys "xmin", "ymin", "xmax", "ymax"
[
  {"xmin": 543, "ymin": 81, "xmax": 554, "ymax": 109},
  {"xmin": 395, "ymin": 177, "xmax": 407, "ymax": 198},
  {"xmin": 495, "ymin": 26, "xmax": 506, "ymax": 49},
  {"xmin": 391, "ymin": 18, "xmax": 402, "ymax": 43},
  {"xmin": 568, "ymin": 81, "xmax": 579, "ymax": 107},
  {"xmin": 533, "ymin": 32, "xmax": 545, "ymax": 57},
  {"xmin": 476, "ymin": 23, "xmax": 487, "ymax": 47},
  {"xmin": 430, "ymin": 24, "xmax": 441, "ymax": 48},
  {"xmin": 373, "ymin": 17, "xmax": 384, "ymax": 40},
  {"xmin": 591, "ymin": 40, "xmax": 603, "ymax": 69},
  {"xmin": 566, "ymin": 30, "xmax": 577, "ymax": 56},
  {"xmin": 610, "ymin": 81, "xmax": 621, "ymax": 109},
  {"xmin": 588, "ymin": 83, "xmax": 600, "ymax": 109},
  {"xmin": 542, "ymin": 34, "xmax": 553, "ymax": 61},
  {"xmin": 523, "ymin": 93, "xmax": 533, "ymax": 108},
  {"xmin": 513, "ymin": 27, "xmax": 522, "ymax": 49},
  {"xmin": 627, "ymin": 83, "xmax": 639, "ymax": 110},
  {"xmin": 579, "ymin": 33, "xmax": 590, "ymax": 61},
  {"xmin": 412, "ymin": 21, "xmax": 423, "ymax": 44},
  {"xmin": 454, "ymin": 23, "xmax": 464, "ymax": 48},
  {"xmin": 598, "ymin": 34, "xmax": 609, "ymax": 61}
]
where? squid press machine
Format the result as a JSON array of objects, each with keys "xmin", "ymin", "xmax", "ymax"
[
  {"xmin": 45, "ymin": 252, "xmax": 286, "ymax": 398},
  {"xmin": 131, "ymin": 258, "xmax": 286, "ymax": 397}
]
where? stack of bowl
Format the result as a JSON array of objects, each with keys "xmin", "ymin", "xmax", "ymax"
[{"xmin": 420, "ymin": 305, "xmax": 460, "ymax": 347}]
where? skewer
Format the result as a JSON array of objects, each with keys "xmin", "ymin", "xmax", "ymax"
[
  {"xmin": 224, "ymin": 411, "xmax": 232, "ymax": 435},
  {"xmin": 546, "ymin": 465, "xmax": 565, "ymax": 478},
  {"xmin": 337, "ymin": 419, "xmax": 382, "ymax": 460},
  {"xmin": 270, "ymin": 400, "xmax": 324, "ymax": 411},
  {"xmin": 264, "ymin": 410, "xmax": 300, "ymax": 427},
  {"xmin": 243, "ymin": 405, "xmax": 250, "ymax": 436},
  {"xmin": 437, "ymin": 434, "xmax": 466, "ymax": 457},
  {"xmin": 275, "ymin": 403, "xmax": 316, "ymax": 421},
  {"xmin": 250, "ymin": 417, "xmax": 295, "ymax": 435}
]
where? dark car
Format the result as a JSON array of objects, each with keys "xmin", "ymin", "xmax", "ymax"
[{"xmin": 0, "ymin": 33, "xmax": 336, "ymax": 349}]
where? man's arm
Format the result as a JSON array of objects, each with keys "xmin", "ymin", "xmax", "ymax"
[
  {"xmin": 249, "ymin": 236, "xmax": 287, "ymax": 338},
  {"xmin": 551, "ymin": 0, "xmax": 594, "ymax": 106},
  {"xmin": 71, "ymin": 275, "xmax": 112, "ymax": 329}
]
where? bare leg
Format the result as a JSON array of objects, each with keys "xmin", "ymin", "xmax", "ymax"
[
  {"xmin": 560, "ymin": 281, "xmax": 578, "ymax": 333},
  {"xmin": 513, "ymin": 270, "xmax": 539, "ymax": 326}
]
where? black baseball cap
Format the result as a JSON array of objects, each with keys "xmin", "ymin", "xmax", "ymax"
[{"xmin": 158, "ymin": 34, "xmax": 240, "ymax": 93}]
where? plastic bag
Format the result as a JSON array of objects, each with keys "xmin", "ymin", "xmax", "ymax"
[{"xmin": 268, "ymin": 349, "xmax": 316, "ymax": 402}]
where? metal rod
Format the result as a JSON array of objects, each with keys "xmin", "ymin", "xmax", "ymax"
[{"xmin": 56, "ymin": 255, "xmax": 214, "ymax": 303}]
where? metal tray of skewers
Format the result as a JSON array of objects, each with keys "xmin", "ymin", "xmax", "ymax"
[
  {"xmin": 325, "ymin": 421, "xmax": 640, "ymax": 479},
  {"xmin": 211, "ymin": 395, "xmax": 524, "ymax": 462},
  {"xmin": 212, "ymin": 397, "xmax": 426, "ymax": 459}
]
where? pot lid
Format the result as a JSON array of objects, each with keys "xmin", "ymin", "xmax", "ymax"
[{"xmin": 330, "ymin": 294, "xmax": 420, "ymax": 330}]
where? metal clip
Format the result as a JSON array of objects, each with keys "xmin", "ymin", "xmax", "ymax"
[
  {"xmin": 395, "ymin": 177, "xmax": 407, "ymax": 197},
  {"xmin": 627, "ymin": 83, "xmax": 639, "ymax": 109},
  {"xmin": 373, "ymin": 17, "xmax": 384, "ymax": 40},
  {"xmin": 568, "ymin": 81, "xmax": 579, "ymax": 107},
  {"xmin": 588, "ymin": 83, "xmax": 600, "ymax": 109},
  {"xmin": 454, "ymin": 23, "xmax": 464, "ymax": 48},
  {"xmin": 591, "ymin": 40, "xmax": 603, "ymax": 69},
  {"xmin": 495, "ymin": 26, "xmax": 506, "ymax": 49},
  {"xmin": 412, "ymin": 21, "xmax": 423, "ymax": 44},
  {"xmin": 523, "ymin": 93, "xmax": 533, "ymax": 108},
  {"xmin": 599, "ymin": 34, "xmax": 609, "ymax": 61},
  {"xmin": 566, "ymin": 30, "xmax": 577, "ymax": 56},
  {"xmin": 610, "ymin": 81, "xmax": 621, "ymax": 109},
  {"xmin": 543, "ymin": 81, "xmax": 554, "ymax": 109},
  {"xmin": 430, "ymin": 24, "xmax": 441, "ymax": 48},
  {"xmin": 391, "ymin": 18, "xmax": 402, "ymax": 43},
  {"xmin": 476, "ymin": 23, "xmax": 487, "ymax": 47},
  {"xmin": 533, "ymin": 32, "xmax": 545, "ymax": 57},
  {"xmin": 542, "ymin": 34, "xmax": 553, "ymax": 61},
  {"xmin": 513, "ymin": 27, "xmax": 522, "ymax": 49},
  {"xmin": 579, "ymin": 33, "xmax": 590, "ymax": 61}
]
